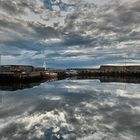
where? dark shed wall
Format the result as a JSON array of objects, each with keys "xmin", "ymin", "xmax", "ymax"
[
  {"xmin": 100, "ymin": 65, "xmax": 140, "ymax": 72},
  {"xmin": 0, "ymin": 65, "xmax": 34, "ymax": 73}
]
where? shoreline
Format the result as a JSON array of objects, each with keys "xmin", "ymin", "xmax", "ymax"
[{"xmin": 0, "ymin": 65, "xmax": 140, "ymax": 82}]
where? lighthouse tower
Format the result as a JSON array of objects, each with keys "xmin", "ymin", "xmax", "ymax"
[{"xmin": 43, "ymin": 60, "xmax": 47, "ymax": 71}]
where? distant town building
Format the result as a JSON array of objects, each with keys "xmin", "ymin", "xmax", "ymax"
[
  {"xmin": 0, "ymin": 65, "xmax": 34, "ymax": 73},
  {"xmin": 100, "ymin": 65, "xmax": 140, "ymax": 73}
]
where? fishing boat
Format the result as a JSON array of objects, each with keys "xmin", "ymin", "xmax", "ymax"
[
  {"xmin": 65, "ymin": 69, "xmax": 78, "ymax": 77},
  {"xmin": 42, "ymin": 71, "xmax": 58, "ymax": 79}
]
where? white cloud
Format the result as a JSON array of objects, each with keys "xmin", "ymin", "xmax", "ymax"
[{"xmin": 0, "ymin": 0, "xmax": 139, "ymax": 67}]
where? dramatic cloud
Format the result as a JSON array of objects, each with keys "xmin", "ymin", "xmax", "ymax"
[{"xmin": 0, "ymin": 0, "xmax": 139, "ymax": 67}]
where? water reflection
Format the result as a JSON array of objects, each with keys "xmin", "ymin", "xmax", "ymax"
[
  {"xmin": 0, "ymin": 79, "xmax": 140, "ymax": 140},
  {"xmin": 1, "ymin": 76, "xmax": 140, "ymax": 91},
  {"xmin": 0, "ymin": 80, "xmax": 54, "ymax": 91},
  {"xmin": 77, "ymin": 76, "xmax": 140, "ymax": 84},
  {"xmin": 0, "ymin": 81, "xmax": 41, "ymax": 91}
]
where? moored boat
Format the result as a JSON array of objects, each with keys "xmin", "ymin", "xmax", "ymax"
[
  {"xmin": 65, "ymin": 69, "xmax": 78, "ymax": 77},
  {"xmin": 42, "ymin": 71, "xmax": 58, "ymax": 79}
]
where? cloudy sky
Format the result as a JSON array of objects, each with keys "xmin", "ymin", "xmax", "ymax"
[{"xmin": 0, "ymin": 0, "xmax": 140, "ymax": 68}]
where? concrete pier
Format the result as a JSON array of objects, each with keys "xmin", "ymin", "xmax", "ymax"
[{"xmin": 74, "ymin": 65, "xmax": 140, "ymax": 77}]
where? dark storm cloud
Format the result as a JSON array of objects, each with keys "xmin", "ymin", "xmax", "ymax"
[
  {"xmin": 63, "ymin": 33, "xmax": 93, "ymax": 46},
  {"xmin": 0, "ymin": 19, "xmax": 34, "ymax": 37},
  {"xmin": 27, "ymin": 23, "xmax": 62, "ymax": 39},
  {"xmin": 0, "ymin": 0, "xmax": 24, "ymax": 15},
  {"xmin": 130, "ymin": 0, "xmax": 140, "ymax": 12},
  {"xmin": 94, "ymin": 1, "xmax": 140, "ymax": 36},
  {"xmin": 0, "ymin": 0, "xmax": 44, "ymax": 15},
  {"xmin": 61, "ymin": 0, "xmax": 140, "ymax": 43}
]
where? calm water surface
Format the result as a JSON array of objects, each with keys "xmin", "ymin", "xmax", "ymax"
[{"xmin": 0, "ymin": 79, "xmax": 140, "ymax": 140}]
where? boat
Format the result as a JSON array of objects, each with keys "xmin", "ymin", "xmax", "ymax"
[
  {"xmin": 42, "ymin": 71, "xmax": 58, "ymax": 79},
  {"xmin": 41, "ymin": 57, "xmax": 58, "ymax": 79},
  {"xmin": 65, "ymin": 69, "xmax": 78, "ymax": 77}
]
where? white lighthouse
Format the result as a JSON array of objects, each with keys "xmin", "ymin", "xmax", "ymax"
[{"xmin": 43, "ymin": 60, "xmax": 47, "ymax": 71}]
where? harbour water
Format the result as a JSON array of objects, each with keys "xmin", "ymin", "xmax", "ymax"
[{"xmin": 0, "ymin": 79, "xmax": 140, "ymax": 140}]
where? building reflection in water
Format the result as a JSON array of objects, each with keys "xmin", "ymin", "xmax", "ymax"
[
  {"xmin": 0, "ymin": 82, "xmax": 41, "ymax": 91},
  {"xmin": 0, "ymin": 76, "xmax": 140, "ymax": 91}
]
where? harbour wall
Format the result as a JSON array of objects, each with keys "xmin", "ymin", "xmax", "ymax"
[
  {"xmin": 0, "ymin": 65, "xmax": 42, "ymax": 82},
  {"xmin": 74, "ymin": 65, "xmax": 140, "ymax": 77},
  {"xmin": 0, "ymin": 65, "xmax": 140, "ymax": 82}
]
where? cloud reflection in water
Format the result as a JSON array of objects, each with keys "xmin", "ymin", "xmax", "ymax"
[{"xmin": 0, "ymin": 80, "xmax": 140, "ymax": 140}]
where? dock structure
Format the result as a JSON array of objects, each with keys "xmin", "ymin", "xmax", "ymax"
[
  {"xmin": 0, "ymin": 65, "xmax": 42, "ymax": 82},
  {"xmin": 74, "ymin": 65, "xmax": 140, "ymax": 77},
  {"xmin": 0, "ymin": 65, "xmax": 66, "ymax": 82},
  {"xmin": 100, "ymin": 65, "xmax": 140, "ymax": 76},
  {"xmin": 0, "ymin": 65, "xmax": 140, "ymax": 83},
  {"xmin": 0, "ymin": 65, "xmax": 34, "ymax": 73}
]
